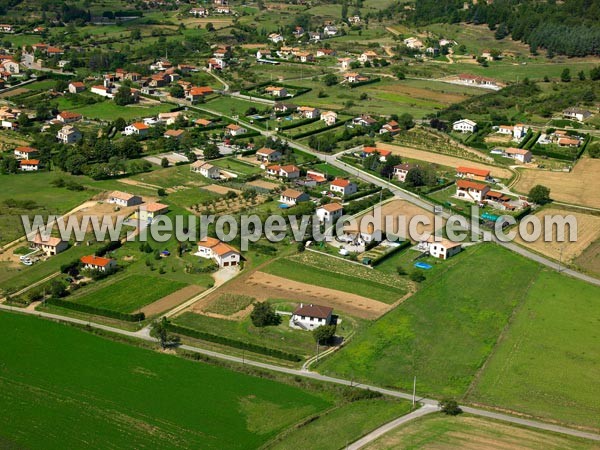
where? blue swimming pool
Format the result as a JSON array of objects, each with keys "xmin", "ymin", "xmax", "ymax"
[{"xmin": 414, "ymin": 262, "xmax": 432, "ymax": 270}]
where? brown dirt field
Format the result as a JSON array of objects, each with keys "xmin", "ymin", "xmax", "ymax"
[
  {"xmin": 514, "ymin": 157, "xmax": 600, "ymax": 208},
  {"xmin": 574, "ymin": 237, "xmax": 600, "ymax": 278},
  {"xmin": 0, "ymin": 88, "xmax": 28, "ymax": 98},
  {"xmin": 247, "ymin": 179, "xmax": 281, "ymax": 190},
  {"xmin": 0, "ymin": 133, "xmax": 31, "ymax": 150},
  {"xmin": 345, "ymin": 199, "xmax": 444, "ymax": 238},
  {"xmin": 515, "ymin": 208, "xmax": 600, "ymax": 263},
  {"xmin": 191, "ymin": 271, "xmax": 390, "ymax": 320},
  {"xmin": 201, "ymin": 184, "xmax": 242, "ymax": 195},
  {"xmin": 70, "ymin": 201, "xmax": 141, "ymax": 232},
  {"xmin": 377, "ymin": 143, "xmax": 512, "ymax": 178},
  {"xmin": 485, "ymin": 134, "xmax": 513, "ymax": 144},
  {"xmin": 137, "ymin": 285, "xmax": 204, "ymax": 317},
  {"xmin": 376, "ymin": 84, "xmax": 469, "ymax": 104}
]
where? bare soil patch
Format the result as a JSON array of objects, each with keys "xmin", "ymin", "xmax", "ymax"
[
  {"xmin": 0, "ymin": 88, "xmax": 28, "ymax": 98},
  {"xmin": 514, "ymin": 157, "xmax": 600, "ymax": 208},
  {"xmin": 247, "ymin": 179, "xmax": 281, "ymax": 190},
  {"xmin": 201, "ymin": 184, "xmax": 242, "ymax": 195},
  {"xmin": 377, "ymin": 84, "xmax": 468, "ymax": 104},
  {"xmin": 137, "ymin": 285, "xmax": 204, "ymax": 317},
  {"xmin": 377, "ymin": 143, "xmax": 512, "ymax": 178}
]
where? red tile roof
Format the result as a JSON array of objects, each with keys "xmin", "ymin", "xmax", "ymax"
[
  {"xmin": 80, "ymin": 255, "xmax": 113, "ymax": 267},
  {"xmin": 330, "ymin": 178, "xmax": 352, "ymax": 188},
  {"xmin": 456, "ymin": 166, "xmax": 490, "ymax": 177},
  {"xmin": 456, "ymin": 180, "xmax": 488, "ymax": 191}
]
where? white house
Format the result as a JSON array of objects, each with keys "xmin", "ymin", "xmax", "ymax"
[
  {"xmin": 189, "ymin": 7, "xmax": 208, "ymax": 16},
  {"xmin": 563, "ymin": 107, "xmax": 592, "ymax": 122},
  {"xmin": 358, "ymin": 51, "xmax": 377, "ymax": 63},
  {"xmin": 280, "ymin": 188, "xmax": 310, "ymax": 206},
  {"xmin": 316, "ymin": 203, "xmax": 343, "ymax": 223},
  {"xmin": 330, "ymin": 178, "xmax": 357, "ymax": 196},
  {"xmin": 107, "ymin": 191, "xmax": 143, "ymax": 207},
  {"xmin": 456, "ymin": 180, "xmax": 490, "ymax": 202},
  {"xmin": 393, "ymin": 163, "xmax": 414, "ymax": 182},
  {"xmin": 14, "ymin": 146, "xmax": 38, "ymax": 160},
  {"xmin": 57, "ymin": 125, "xmax": 82, "ymax": 144},
  {"xmin": 32, "ymin": 234, "xmax": 68, "ymax": 256},
  {"xmin": 68, "ymin": 82, "xmax": 85, "ymax": 94},
  {"xmin": 225, "ymin": 124, "xmax": 247, "ymax": 136},
  {"xmin": 269, "ymin": 33, "xmax": 284, "ymax": 43},
  {"xmin": 266, "ymin": 164, "xmax": 301, "ymax": 179},
  {"xmin": 290, "ymin": 303, "xmax": 333, "ymax": 330},
  {"xmin": 422, "ymin": 236, "xmax": 462, "ymax": 260},
  {"xmin": 190, "ymin": 161, "xmax": 220, "ymax": 179},
  {"xmin": 320, "ymin": 110, "xmax": 337, "ymax": 126},
  {"xmin": 124, "ymin": 122, "xmax": 149, "ymax": 137},
  {"xmin": 137, "ymin": 202, "xmax": 169, "ymax": 224},
  {"xmin": 19, "ymin": 159, "xmax": 39, "ymax": 171},
  {"xmin": 298, "ymin": 106, "xmax": 320, "ymax": 119},
  {"xmin": 80, "ymin": 255, "xmax": 117, "ymax": 272},
  {"xmin": 196, "ymin": 237, "xmax": 241, "ymax": 267},
  {"xmin": 256, "ymin": 147, "xmax": 282, "ymax": 163},
  {"xmin": 452, "ymin": 119, "xmax": 477, "ymax": 133},
  {"xmin": 323, "ymin": 25, "xmax": 338, "ymax": 36},
  {"xmin": 503, "ymin": 147, "xmax": 532, "ymax": 163},
  {"xmin": 264, "ymin": 86, "xmax": 288, "ymax": 97},
  {"xmin": 403, "ymin": 37, "xmax": 424, "ymax": 49}
]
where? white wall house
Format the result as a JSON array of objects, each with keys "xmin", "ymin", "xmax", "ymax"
[
  {"xmin": 57, "ymin": 125, "xmax": 82, "ymax": 144},
  {"xmin": 316, "ymin": 203, "xmax": 343, "ymax": 223},
  {"xmin": 107, "ymin": 191, "xmax": 143, "ymax": 207},
  {"xmin": 330, "ymin": 178, "xmax": 357, "ymax": 196},
  {"xmin": 196, "ymin": 237, "xmax": 241, "ymax": 267},
  {"xmin": 280, "ymin": 188, "xmax": 310, "ymax": 206},
  {"xmin": 190, "ymin": 161, "xmax": 220, "ymax": 179},
  {"xmin": 32, "ymin": 234, "xmax": 68, "ymax": 256},
  {"xmin": 422, "ymin": 237, "xmax": 462, "ymax": 260},
  {"xmin": 456, "ymin": 180, "xmax": 490, "ymax": 202},
  {"xmin": 453, "ymin": 119, "xmax": 477, "ymax": 133},
  {"xmin": 290, "ymin": 303, "xmax": 333, "ymax": 330}
]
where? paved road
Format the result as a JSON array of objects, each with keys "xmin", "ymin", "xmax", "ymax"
[
  {"xmin": 0, "ymin": 304, "xmax": 598, "ymax": 442},
  {"xmin": 347, "ymin": 404, "xmax": 438, "ymax": 449}
]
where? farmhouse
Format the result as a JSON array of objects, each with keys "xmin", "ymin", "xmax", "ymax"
[
  {"xmin": 107, "ymin": 191, "xmax": 143, "ymax": 207},
  {"xmin": 563, "ymin": 107, "xmax": 592, "ymax": 122},
  {"xmin": 57, "ymin": 125, "xmax": 82, "ymax": 144},
  {"xmin": 225, "ymin": 124, "xmax": 247, "ymax": 136},
  {"xmin": 256, "ymin": 147, "xmax": 282, "ymax": 163},
  {"xmin": 14, "ymin": 146, "xmax": 38, "ymax": 160},
  {"xmin": 137, "ymin": 202, "xmax": 169, "ymax": 223},
  {"xmin": 316, "ymin": 202, "xmax": 343, "ymax": 223},
  {"xmin": 503, "ymin": 147, "xmax": 532, "ymax": 163},
  {"xmin": 57, "ymin": 111, "xmax": 82, "ymax": 123},
  {"xmin": 379, "ymin": 120, "xmax": 400, "ymax": 135},
  {"xmin": 68, "ymin": 81, "xmax": 85, "ymax": 93},
  {"xmin": 189, "ymin": 7, "xmax": 208, "ymax": 16},
  {"xmin": 457, "ymin": 73, "xmax": 499, "ymax": 88},
  {"xmin": 362, "ymin": 146, "xmax": 391, "ymax": 162},
  {"xmin": 452, "ymin": 119, "xmax": 477, "ymax": 133},
  {"xmin": 456, "ymin": 166, "xmax": 492, "ymax": 182},
  {"xmin": 124, "ymin": 122, "xmax": 149, "ymax": 137},
  {"xmin": 423, "ymin": 236, "xmax": 462, "ymax": 260},
  {"xmin": 298, "ymin": 106, "xmax": 320, "ymax": 119},
  {"xmin": 456, "ymin": 179, "xmax": 490, "ymax": 202},
  {"xmin": 19, "ymin": 159, "xmax": 39, "ymax": 171},
  {"xmin": 393, "ymin": 163, "xmax": 415, "ymax": 182},
  {"xmin": 264, "ymin": 86, "xmax": 288, "ymax": 97},
  {"xmin": 280, "ymin": 188, "xmax": 310, "ymax": 206},
  {"xmin": 196, "ymin": 237, "xmax": 241, "ymax": 267},
  {"xmin": 32, "ymin": 234, "xmax": 68, "ymax": 256},
  {"xmin": 186, "ymin": 86, "xmax": 214, "ymax": 103},
  {"xmin": 330, "ymin": 178, "xmax": 357, "ymax": 196},
  {"xmin": 320, "ymin": 110, "xmax": 337, "ymax": 126},
  {"xmin": 290, "ymin": 303, "xmax": 333, "ymax": 330},
  {"xmin": 190, "ymin": 161, "xmax": 220, "ymax": 179},
  {"xmin": 80, "ymin": 255, "xmax": 117, "ymax": 272}
]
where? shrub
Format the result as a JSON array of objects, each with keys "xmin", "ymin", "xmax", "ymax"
[
  {"xmin": 439, "ymin": 399, "xmax": 462, "ymax": 415},
  {"xmin": 410, "ymin": 271, "xmax": 426, "ymax": 282}
]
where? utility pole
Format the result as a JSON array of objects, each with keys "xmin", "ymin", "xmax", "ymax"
[
  {"xmin": 412, "ymin": 376, "xmax": 416, "ymax": 407},
  {"xmin": 558, "ymin": 246, "xmax": 563, "ymax": 273},
  {"xmin": 316, "ymin": 341, "xmax": 320, "ymax": 362}
]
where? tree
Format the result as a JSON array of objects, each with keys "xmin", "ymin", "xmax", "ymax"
[
  {"xmin": 130, "ymin": 29, "xmax": 141, "ymax": 40},
  {"xmin": 396, "ymin": 265, "xmax": 406, "ymax": 275},
  {"xmin": 397, "ymin": 113, "xmax": 414, "ymax": 130},
  {"xmin": 323, "ymin": 73, "xmax": 338, "ymax": 86},
  {"xmin": 203, "ymin": 144, "xmax": 221, "ymax": 160},
  {"xmin": 410, "ymin": 271, "xmax": 425, "ymax": 282},
  {"xmin": 114, "ymin": 85, "xmax": 133, "ymax": 106},
  {"xmin": 588, "ymin": 142, "xmax": 600, "ymax": 158},
  {"xmin": 578, "ymin": 70, "xmax": 586, "ymax": 81},
  {"xmin": 439, "ymin": 399, "xmax": 462, "ymax": 415},
  {"xmin": 170, "ymin": 84, "xmax": 185, "ymax": 98},
  {"xmin": 590, "ymin": 66, "xmax": 600, "ymax": 81},
  {"xmin": 161, "ymin": 157, "xmax": 169, "ymax": 168},
  {"xmin": 494, "ymin": 22, "xmax": 508, "ymax": 40},
  {"xmin": 313, "ymin": 324, "xmax": 336, "ymax": 344},
  {"xmin": 150, "ymin": 317, "xmax": 179, "ymax": 349},
  {"xmin": 55, "ymin": 79, "xmax": 68, "ymax": 92},
  {"xmin": 250, "ymin": 302, "xmax": 281, "ymax": 327},
  {"xmin": 528, "ymin": 185, "xmax": 551, "ymax": 205},
  {"xmin": 560, "ymin": 68, "xmax": 571, "ymax": 82}
]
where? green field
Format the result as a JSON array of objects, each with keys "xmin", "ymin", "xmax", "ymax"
[
  {"xmin": 0, "ymin": 312, "xmax": 330, "ymax": 449},
  {"xmin": 468, "ymin": 270, "xmax": 600, "ymax": 430},
  {"xmin": 317, "ymin": 244, "xmax": 541, "ymax": 397},
  {"xmin": 68, "ymin": 274, "xmax": 187, "ymax": 313},
  {"xmin": 312, "ymin": 162, "xmax": 349, "ymax": 178},
  {"xmin": 263, "ymin": 253, "xmax": 408, "ymax": 304},
  {"xmin": 364, "ymin": 413, "xmax": 598, "ymax": 450},
  {"xmin": 211, "ymin": 157, "xmax": 263, "ymax": 175},
  {"xmin": 61, "ymin": 100, "xmax": 172, "ymax": 121}
]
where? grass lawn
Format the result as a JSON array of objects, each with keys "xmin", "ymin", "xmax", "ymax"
[
  {"xmin": 262, "ymin": 253, "xmax": 409, "ymax": 304},
  {"xmin": 467, "ymin": 270, "xmax": 600, "ymax": 430},
  {"xmin": 68, "ymin": 274, "xmax": 187, "ymax": 313},
  {"xmin": 204, "ymin": 293, "xmax": 255, "ymax": 315},
  {"xmin": 266, "ymin": 399, "xmax": 413, "ymax": 450},
  {"xmin": 312, "ymin": 162, "xmax": 350, "ymax": 178},
  {"xmin": 317, "ymin": 244, "xmax": 541, "ymax": 397},
  {"xmin": 364, "ymin": 413, "xmax": 598, "ymax": 450},
  {"xmin": 211, "ymin": 157, "xmax": 263, "ymax": 175},
  {"xmin": 66, "ymin": 100, "xmax": 172, "ymax": 121},
  {"xmin": 204, "ymin": 97, "xmax": 268, "ymax": 116},
  {"xmin": 0, "ymin": 312, "xmax": 330, "ymax": 449}
]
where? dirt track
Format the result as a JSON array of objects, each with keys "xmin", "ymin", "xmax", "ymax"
[
  {"xmin": 137, "ymin": 285, "xmax": 205, "ymax": 317},
  {"xmin": 190, "ymin": 271, "xmax": 391, "ymax": 320},
  {"xmin": 377, "ymin": 143, "xmax": 512, "ymax": 178}
]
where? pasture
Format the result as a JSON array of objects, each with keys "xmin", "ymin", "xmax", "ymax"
[
  {"xmin": 513, "ymin": 157, "xmax": 600, "ymax": 208},
  {"xmin": 0, "ymin": 312, "xmax": 330, "ymax": 449},
  {"xmin": 317, "ymin": 244, "xmax": 541, "ymax": 398},
  {"xmin": 364, "ymin": 413, "xmax": 597, "ymax": 450},
  {"xmin": 467, "ymin": 270, "xmax": 600, "ymax": 430}
]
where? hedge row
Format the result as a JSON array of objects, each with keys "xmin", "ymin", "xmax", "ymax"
[
  {"xmin": 287, "ymin": 120, "xmax": 348, "ymax": 140},
  {"xmin": 46, "ymin": 298, "xmax": 145, "ymax": 322},
  {"xmin": 230, "ymin": 131, "xmax": 261, "ymax": 142},
  {"xmin": 345, "ymin": 185, "xmax": 382, "ymax": 201},
  {"xmin": 530, "ymin": 147, "xmax": 577, "ymax": 161},
  {"xmin": 370, "ymin": 240, "xmax": 412, "ymax": 266},
  {"xmin": 166, "ymin": 323, "xmax": 303, "ymax": 362}
]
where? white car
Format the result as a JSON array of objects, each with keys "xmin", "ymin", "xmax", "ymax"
[{"xmin": 21, "ymin": 258, "xmax": 33, "ymax": 266}]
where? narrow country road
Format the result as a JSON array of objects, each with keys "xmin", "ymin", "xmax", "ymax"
[{"xmin": 0, "ymin": 305, "xmax": 598, "ymax": 442}]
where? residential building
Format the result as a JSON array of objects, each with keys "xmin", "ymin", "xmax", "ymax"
[
  {"xmin": 379, "ymin": 120, "xmax": 400, "ymax": 135},
  {"xmin": 330, "ymin": 178, "xmax": 357, "ymax": 196},
  {"xmin": 290, "ymin": 303, "xmax": 333, "ymax": 330},
  {"xmin": 14, "ymin": 146, "xmax": 38, "ymax": 160},
  {"xmin": 264, "ymin": 86, "xmax": 288, "ymax": 97},
  {"xmin": 296, "ymin": 52, "xmax": 314, "ymax": 63},
  {"xmin": 558, "ymin": 137, "xmax": 581, "ymax": 147},
  {"xmin": 189, "ymin": 7, "xmax": 208, "ymax": 16},
  {"xmin": 403, "ymin": 37, "xmax": 424, "ymax": 49},
  {"xmin": 456, "ymin": 179, "xmax": 490, "ymax": 202},
  {"xmin": 158, "ymin": 111, "xmax": 184, "ymax": 126},
  {"xmin": 68, "ymin": 82, "xmax": 85, "ymax": 94},
  {"xmin": 164, "ymin": 129, "xmax": 186, "ymax": 140},
  {"xmin": 316, "ymin": 48, "xmax": 335, "ymax": 58},
  {"xmin": 452, "ymin": 118, "xmax": 477, "ymax": 133},
  {"xmin": 256, "ymin": 147, "xmax": 282, "ymax": 163},
  {"xmin": 423, "ymin": 237, "xmax": 462, "ymax": 260},
  {"xmin": 362, "ymin": 146, "xmax": 391, "ymax": 162},
  {"xmin": 267, "ymin": 164, "xmax": 300, "ymax": 179},
  {"xmin": 280, "ymin": 188, "xmax": 309, "ymax": 205},
  {"xmin": 80, "ymin": 255, "xmax": 117, "ymax": 272},
  {"xmin": 57, "ymin": 111, "xmax": 82, "ymax": 123},
  {"xmin": 274, "ymin": 102, "xmax": 297, "ymax": 113},
  {"xmin": 393, "ymin": 163, "xmax": 414, "ymax": 182},
  {"xmin": 358, "ymin": 51, "xmax": 377, "ymax": 63},
  {"xmin": 190, "ymin": 161, "xmax": 220, "ymax": 178},
  {"xmin": 19, "ymin": 159, "xmax": 39, "ymax": 171},
  {"xmin": 352, "ymin": 115, "xmax": 377, "ymax": 127},
  {"xmin": 343, "ymin": 72, "xmax": 369, "ymax": 83},
  {"xmin": 107, "ymin": 191, "xmax": 143, "ymax": 207},
  {"xmin": 57, "ymin": 125, "xmax": 82, "ymax": 144},
  {"xmin": 338, "ymin": 57, "xmax": 353, "ymax": 70},
  {"xmin": 186, "ymin": 86, "xmax": 214, "ymax": 103},
  {"xmin": 269, "ymin": 33, "xmax": 284, "ymax": 43},
  {"xmin": 195, "ymin": 118, "xmax": 213, "ymax": 127},
  {"xmin": 225, "ymin": 124, "xmax": 247, "ymax": 136},
  {"xmin": 137, "ymin": 202, "xmax": 169, "ymax": 223},
  {"xmin": 316, "ymin": 203, "xmax": 343, "ymax": 223},
  {"xmin": 456, "ymin": 166, "xmax": 492, "ymax": 182},
  {"xmin": 124, "ymin": 122, "xmax": 149, "ymax": 137},
  {"xmin": 32, "ymin": 234, "xmax": 68, "ymax": 256},
  {"xmin": 503, "ymin": 147, "xmax": 532, "ymax": 163},
  {"xmin": 196, "ymin": 237, "xmax": 241, "ymax": 267},
  {"xmin": 323, "ymin": 25, "xmax": 338, "ymax": 36},
  {"xmin": 298, "ymin": 106, "xmax": 320, "ymax": 119},
  {"xmin": 563, "ymin": 107, "xmax": 592, "ymax": 122},
  {"xmin": 320, "ymin": 110, "xmax": 337, "ymax": 126}
]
